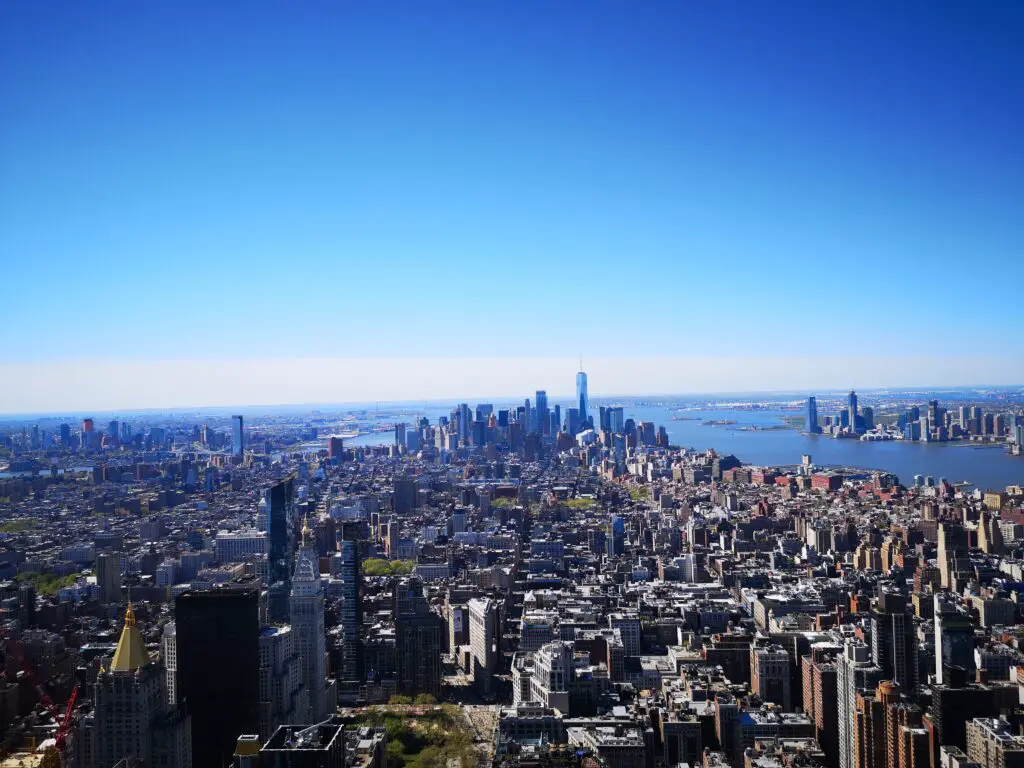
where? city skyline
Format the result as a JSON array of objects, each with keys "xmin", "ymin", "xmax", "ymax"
[{"xmin": 1, "ymin": 355, "xmax": 1023, "ymax": 414}]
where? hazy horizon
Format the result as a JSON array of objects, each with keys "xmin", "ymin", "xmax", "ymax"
[
  {"xmin": 1, "ymin": 355, "xmax": 1022, "ymax": 416},
  {"xmin": 2, "ymin": 4, "xmax": 1022, "ymax": 414}
]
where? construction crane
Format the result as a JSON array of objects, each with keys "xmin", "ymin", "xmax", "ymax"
[{"xmin": 0, "ymin": 628, "xmax": 79, "ymax": 764}]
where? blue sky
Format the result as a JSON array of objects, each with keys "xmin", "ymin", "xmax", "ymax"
[{"xmin": 1, "ymin": 2, "xmax": 1023, "ymax": 408}]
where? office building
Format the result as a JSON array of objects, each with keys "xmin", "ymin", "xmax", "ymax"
[
  {"xmin": 935, "ymin": 596, "xmax": 976, "ymax": 684},
  {"xmin": 96, "ymin": 551, "xmax": 122, "ymax": 604},
  {"xmin": 291, "ymin": 519, "xmax": 328, "ymax": 722},
  {"xmin": 838, "ymin": 641, "xmax": 884, "ymax": 768},
  {"xmin": 807, "ymin": 397, "xmax": 821, "ymax": 434},
  {"xmin": 872, "ymin": 591, "xmax": 918, "ymax": 692},
  {"xmin": 264, "ymin": 475, "xmax": 296, "ymax": 587},
  {"xmin": 231, "ymin": 415, "xmax": 244, "ymax": 457},
  {"xmin": 176, "ymin": 588, "xmax": 260, "ymax": 767},
  {"xmin": 535, "ymin": 390, "xmax": 549, "ymax": 435},
  {"xmin": 163, "ymin": 622, "xmax": 178, "ymax": 705},
  {"xmin": 328, "ymin": 436, "xmax": 345, "ymax": 460},
  {"xmin": 849, "ymin": 391, "xmax": 860, "ymax": 433},
  {"xmin": 92, "ymin": 604, "xmax": 192, "ymax": 768},
  {"xmin": 608, "ymin": 407, "xmax": 624, "ymax": 434},
  {"xmin": 394, "ymin": 422, "xmax": 406, "ymax": 449},
  {"xmin": 215, "ymin": 529, "xmax": 269, "ymax": 564},
  {"xmin": 259, "ymin": 625, "xmax": 309, "ymax": 741},
  {"xmin": 566, "ymin": 407, "xmax": 581, "ymax": 436},
  {"xmin": 752, "ymin": 643, "xmax": 793, "ymax": 711},
  {"xmin": 395, "ymin": 577, "xmax": 443, "ymax": 697},
  {"xmin": 468, "ymin": 597, "xmax": 499, "ymax": 698},
  {"xmin": 576, "ymin": 368, "xmax": 589, "ymax": 425},
  {"xmin": 336, "ymin": 538, "xmax": 362, "ymax": 683},
  {"xmin": 260, "ymin": 722, "xmax": 345, "ymax": 768}
]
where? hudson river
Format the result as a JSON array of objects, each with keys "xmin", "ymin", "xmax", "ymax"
[{"xmin": 348, "ymin": 404, "xmax": 1024, "ymax": 491}]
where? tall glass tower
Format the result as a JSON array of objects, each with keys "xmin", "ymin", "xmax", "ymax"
[
  {"xmin": 576, "ymin": 368, "xmax": 589, "ymax": 426},
  {"xmin": 806, "ymin": 397, "xmax": 820, "ymax": 434}
]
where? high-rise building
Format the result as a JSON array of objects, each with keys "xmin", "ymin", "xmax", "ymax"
[
  {"xmin": 848, "ymin": 391, "xmax": 860, "ymax": 433},
  {"xmin": 258, "ymin": 625, "xmax": 309, "ymax": 741},
  {"xmin": 176, "ymin": 588, "xmax": 260, "ymax": 768},
  {"xmin": 336, "ymin": 538, "xmax": 362, "ymax": 683},
  {"xmin": 163, "ymin": 621, "xmax": 178, "ymax": 705},
  {"xmin": 96, "ymin": 551, "xmax": 122, "ymax": 604},
  {"xmin": 861, "ymin": 406, "xmax": 874, "ymax": 430},
  {"xmin": 608, "ymin": 407, "xmax": 624, "ymax": 434},
  {"xmin": 838, "ymin": 641, "xmax": 884, "ymax": 768},
  {"xmin": 328, "ymin": 435, "xmax": 345, "ymax": 460},
  {"xmin": 458, "ymin": 403, "xmax": 471, "ymax": 442},
  {"xmin": 607, "ymin": 516, "xmax": 626, "ymax": 558},
  {"xmin": 468, "ymin": 597, "xmax": 499, "ymax": 698},
  {"xmin": 566, "ymin": 407, "xmax": 581, "ymax": 436},
  {"xmin": 231, "ymin": 415, "xmax": 245, "ymax": 457},
  {"xmin": 91, "ymin": 604, "xmax": 192, "ymax": 768},
  {"xmin": 395, "ymin": 577, "xmax": 443, "ymax": 697},
  {"xmin": 871, "ymin": 591, "xmax": 918, "ymax": 692},
  {"xmin": 935, "ymin": 595, "xmax": 976, "ymax": 684},
  {"xmin": 291, "ymin": 519, "xmax": 328, "ymax": 722},
  {"xmin": 807, "ymin": 397, "xmax": 821, "ymax": 434},
  {"xmin": 535, "ymin": 391, "xmax": 549, "ymax": 436},
  {"xmin": 264, "ymin": 476, "xmax": 296, "ymax": 587},
  {"xmin": 802, "ymin": 646, "xmax": 840, "ymax": 767},
  {"xmin": 394, "ymin": 422, "xmax": 407, "ymax": 449},
  {"xmin": 576, "ymin": 368, "xmax": 589, "ymax": 425}
]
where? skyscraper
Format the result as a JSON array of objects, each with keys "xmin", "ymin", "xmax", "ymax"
[
  {"xmin": 468, "ymin": 597, "xmax": 499, "ymax": 698},
  {"xmin": 608, "ymin": 407, "xmax": 624, "ymax": 434},
  {"xmin": 848, "ymin": 391, "xmax": 859, "ymax": 433},
  {"xmin": 535, "ymin": 390, "xmax": 549, "ymax": 435},
  {"xmin": 576, "ymin": 367, "xmax": 589, "ymax": 425},
  {"xmin": 258, "ymin": 625, "xmax": 309, "ymax": 740},
  {"xmin": 394, "ymin": 422, "xmax": 407, "ymax": 449},
  {"xmin": 291, "ymin": 518, "xmax": 328, "ymax": 722},
  {"xmin": 871, "ymin": 591, "xmax": 918, "ymax": 692},
  {"xmin": 92, "ymin": 604, "xmax": 192, "ymax": 768},
  {"xmin": 806, "ymin": 397, "xmax": 821, "ymax": 434},
  {"xmin": 96, "ymin": 551, "xmax": 122, "ymax": 604},
  {"xmin": 337, "ymin": 537, "xmax": 362, "ymax": 684},
  {"xmin": 176, "ymin": 588, "xmax": 260, "ymax": 768},
  {"xmin": 264, "ymin": 476, "xmax": 296, "ymax": 586},
  {"xmin": 837, "ymin": 641, "xmax": 883, "ymax": 768},
  {"xmin": 395, "ymin": 576, "xmax": 444, "ymax": 697},
  {"xmin": 935, "ymin": 594, "xmax": 976, "ymax": 684},
  {"xmin": 231, "ymin": 415, "xmax": 244, "ymax": 457}
]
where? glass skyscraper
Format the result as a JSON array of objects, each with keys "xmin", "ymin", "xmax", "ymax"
[
  {"xmin": 806, "ymin": 396, "xmax": 820, "ymax": 434},
  {"xmin": 231, "ymin": 414, "xmax": 244, "ymax": 456},
  {"xmin": 576, "ymin": 369, "xmax": 589, "ymax": 426}
]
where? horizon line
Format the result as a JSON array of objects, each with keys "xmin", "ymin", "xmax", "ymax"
[{"xmin": 2, "ymin": 383, "xmax": 1022, "ymax": 420}]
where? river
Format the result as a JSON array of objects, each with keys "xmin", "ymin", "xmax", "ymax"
[{"xmin": 344, "ymin": 403, "xmax": 1024, "ymax": 491}]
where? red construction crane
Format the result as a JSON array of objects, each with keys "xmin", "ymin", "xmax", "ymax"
[{"xmin": 55, "ymin": 684, "xmax": 78, "ymax": 750}]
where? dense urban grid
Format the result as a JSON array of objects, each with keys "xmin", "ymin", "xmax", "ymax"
[{"xmin": 2, "ymin": 371, "xmax": 1024, "ymax": 768}]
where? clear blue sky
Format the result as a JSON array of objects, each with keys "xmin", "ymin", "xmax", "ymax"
[{"xmin": 2, "ymin": 1, "xmax": 1023, "ymax": 370}]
